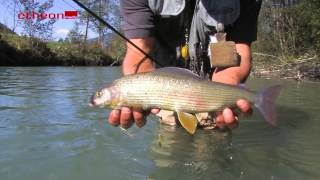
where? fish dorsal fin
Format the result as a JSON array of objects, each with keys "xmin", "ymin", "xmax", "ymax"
[
  {"xmin": 155, "ymin": 67, "xmax": 202, "ymax": 80},
  {"xmin": 176, "ymin": 111, "xmax": 198, "ymax": 134}
]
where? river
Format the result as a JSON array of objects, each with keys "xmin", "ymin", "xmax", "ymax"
[{"xmin": 0, "ymin": 67, "xmax": 319, "ymax": 180}]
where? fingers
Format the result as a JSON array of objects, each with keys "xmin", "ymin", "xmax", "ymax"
[
  {"xmin": 222, "ymin": 108, "xmax": 234, "ymax": 124},
  {"xmin": 215, "ymin": 100, "xmax": 252, "ymax": 129},
  {"xmin": 108, "ymin": 109, "xmax": 120, "ymax": 126},
  {"xmin": 132, "ymin": 108, "xmax": 146, "ymax": 127},
  {"xmin": 215, "ymin": 108, "xmax": 239, "ymax": 129},
  {"xmin": 150, "ymin": 108, "xmax": 160, "ymax": 114},
  {"xmin": 107, "ymin": 100, "xmax": 251, "ymax": 130},
  {"xmin": 120, "ymin": 107, "xmax": 133, "ymax": 128},
  {"xmin": 108, "ymin": 107, "xmax": 148, "ymax": 129},
  {"xmin": 236, "ymin": 99, "xmax": 252, "ymax": 116}
]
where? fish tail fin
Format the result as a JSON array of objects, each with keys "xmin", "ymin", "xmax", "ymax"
[{"xmin": 255, "ymin": 85, "xmax": 282, "ymax": 126}]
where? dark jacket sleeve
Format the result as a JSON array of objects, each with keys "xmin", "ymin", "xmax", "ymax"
[
  {"xmin": 226, "ymin": 0, "xmax": 262, "ymax": 44},
  {"xmin": 120, "ymin": 0, "xmax": 155, "ymax": 38}
]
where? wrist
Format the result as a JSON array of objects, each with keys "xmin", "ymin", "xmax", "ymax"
[
  {"xmin": 122, "ymin": 38, "xmax": 155, "ymax": 75},
  {"xmin": 122, "ymin": 58, "xmax": 155, "ymax": 75},
  {"xmin": 212, "ymin": 67, "xmax": 243, "ymax": 85}
]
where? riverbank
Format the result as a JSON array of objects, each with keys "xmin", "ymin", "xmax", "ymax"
[
  {"xmin": 1, "ymin": 31, "xmax": 319, "ymax": 81},
  {"xmin": 251, "ymin": 53, "xmax": 320, "ymax": 81},
  {"xmin": 0, "ymin": 31, "xmax": 119, "ymax": 66}
]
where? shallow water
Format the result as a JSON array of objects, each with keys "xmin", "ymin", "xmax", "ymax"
[{"xmin": 0, "ymin": 67, "xmax": 319, "ymax": 180}]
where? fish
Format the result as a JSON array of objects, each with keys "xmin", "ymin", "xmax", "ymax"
[{"xmin": 89, "ymin": 67, "xmax": 282, "ymax": 134}]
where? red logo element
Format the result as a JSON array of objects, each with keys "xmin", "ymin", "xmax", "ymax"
[{"xmin": 64, "ymin": 11, "xmax": 78, "ymax": 19}]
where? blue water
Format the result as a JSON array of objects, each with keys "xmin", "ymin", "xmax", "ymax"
[{"xmin": 0, "ymin": 67, "xmax": 319, "ymax": 180}]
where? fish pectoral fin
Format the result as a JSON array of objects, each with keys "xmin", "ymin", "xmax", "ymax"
[{"xmin": 176, "ymin": 111, "xmax": 198, "ymax": 134}]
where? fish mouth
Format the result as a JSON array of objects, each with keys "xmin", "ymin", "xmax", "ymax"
[
  {"xmin": 89, "ymin": 95, "xmax": 95, "ymax": 107},
  {"xmin": 88, "ymin": 103, "xmax": 94, "ymax": 107}
]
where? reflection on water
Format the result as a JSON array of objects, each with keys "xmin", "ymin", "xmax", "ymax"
[
  {"xmin": 149, "ymin": 126, "xmax": 234, "ymax": 180},
  {"xmin": 0, "ymin": 67, "xmax": 319, "ymax": 180}
]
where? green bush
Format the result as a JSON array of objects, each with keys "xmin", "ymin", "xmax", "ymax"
[{"xmin": 0, "ymin": 31, "xmax": 116, "ymax": 66}]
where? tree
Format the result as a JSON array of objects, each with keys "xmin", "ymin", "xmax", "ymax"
[
  {"xmin": 257, "ymin": 0, "xmax": 320, "ymax": 55},
  {"xmin": 18, "ymin": 0, "xmax": 56, "ymax": 40},
  {"xmin": 83, "ymin": 0, "xmax": 120, "ymax": 48},
  {"xmin": 66, "ymin": 21, "xmax": 84, "ymax": 44},
  {"xmin": 106, "ymin": 32, "xmax": 125, "ymax": 61},
  {"xmin": 77, "ymin": 0, "xmax": 95, "ymax": 49}
]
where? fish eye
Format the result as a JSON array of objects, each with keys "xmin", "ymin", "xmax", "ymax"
[{"xmin": 95, "ymin": 91, "xmax": 102, "ymax": 97}]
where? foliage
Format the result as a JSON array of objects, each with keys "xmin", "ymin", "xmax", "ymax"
[
  {"xmin": 66, "ymin": 21, "xmax": 84, "ymax": 44},
  {"xmin": 0, "ymin": 31, "xmax": 114, "ymax": 66},
  {"xmin": 49, "ymin": 41, "xmax": 113, "ymax": 66},
  {"xmin": 62, "ymin": 0, "xmax": 124, "ymax": 64},
  {"xmin": 255, "ymin": 0, "xmax": 320, "ymax": 56},
  {"xmin": 0, "ymin": 32, "xmax": 56, "ymax": 65},
  {"xmin": 77, "ymin": 0, "xmax": 121, "ymax": 48},
  {"xmin": 18, "ymin": 0, "xmax": 56, "ymax": 40},
  {"xmin": 105, "ymin": 32, "xmax": 126, "ymax": 63}
]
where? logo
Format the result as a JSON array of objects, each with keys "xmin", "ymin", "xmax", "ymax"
[
  {"xmin": 18, "ymin": 10, "xmax": 78, "ymax": 20},
  {"xmin": 18, "ymin": 0, "xmax": 78, "ymax": 20},
  {"xmin": 64, "ymin": 11, "xmax": 78, "ymax": 19}
]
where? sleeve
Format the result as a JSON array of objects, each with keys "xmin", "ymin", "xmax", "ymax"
[
  {"xmin": 120, "ymin": 0, "xmax": 155, "ymax": 38},
  {"xmin": 226, "ymin": 0, "xmax": 262, "ymax": 44}
]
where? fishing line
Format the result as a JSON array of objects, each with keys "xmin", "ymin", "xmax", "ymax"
[{"xmin": 71, "ymin": 0, "xmax": 164, "ymax": 68}]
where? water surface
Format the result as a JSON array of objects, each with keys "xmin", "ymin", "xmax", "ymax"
[{"xmin": 0, "ymin": 67, "xmax": 319, "ymax": 180}]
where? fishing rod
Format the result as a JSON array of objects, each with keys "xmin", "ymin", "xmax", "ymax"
[{"xmin": 71, "ymin": 0, "xmax": 164, "ymax": 67}]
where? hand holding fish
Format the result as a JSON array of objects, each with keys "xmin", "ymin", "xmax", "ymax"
[
  {"xmin": 214, "ymin": 99, "xmax": 252, "ymax": 129},
  {"xmin": 107, "ymin": 97, "xmax": 250, "ymax": 130},
  {"xmin": 108, "ymin": 107, "xmax": 160, "ymax": 128},
  {"xmin": 91, "ymin": 38, "xmax": 279, "ymax": 134},
  {"xmin": 107, "ymin": 60, "xmax": 252, "ymax": 130},
  {"xmin": 211, "ymin": 61, "xmax": 253, "ymax": 129},
  {"xmin": 90, "ymin": 67, "xmax": 281, "ymax": 134}
]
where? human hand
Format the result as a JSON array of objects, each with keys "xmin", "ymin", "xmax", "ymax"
[
  {"xmin": 110, "ymin": 37, "xmax": 158, "ymax": 129},
  {"xmin": 212, "ymin": 42, "xmax": 253, "ymax": 129},
  {"xmin": 214, "ymin": 99, "xmax": 252, "ymax": 129},
  {"xmin": 108, "ymin": 107, "xmax": 160, "ymax": 129}
]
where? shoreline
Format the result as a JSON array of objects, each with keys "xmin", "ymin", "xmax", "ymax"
[
  {"xmin": 0, "ymin": 32, "xmax": 120, "ymax": 66},
  {"xmin": 1, "ymin": 62, "xmax": 319, "ymax": 82},
  {"xmin": 251, "ymin": 60, "xmax": 320, "ymax": 81}
]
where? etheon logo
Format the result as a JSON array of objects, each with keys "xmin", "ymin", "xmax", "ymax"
[
  {"xmin": 18, "ymin": 0, "xmax": 78, "ymax": 20},
  {"xmin": 18, "ymin": 10, "xmax": 78, "ymax": 20}
]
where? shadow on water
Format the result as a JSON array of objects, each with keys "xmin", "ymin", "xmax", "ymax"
[
  {"xmin": 276, "ymin": 105, "xmax": 310, "ymax": 128},
  {"xmin": 148, "ymin": 125, "xmax": 233, "ymax": 180},
  {"xmin": 268, "ymin": 105, "xmax": 320, "ymax": 179}
]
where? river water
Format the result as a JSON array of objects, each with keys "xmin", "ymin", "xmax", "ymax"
[{"xmin": 0, "ymin": 67, "xmax": 319, "ymax": 180}]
